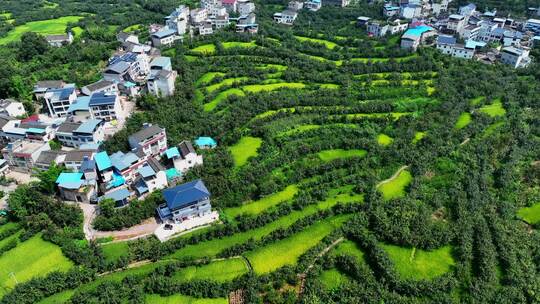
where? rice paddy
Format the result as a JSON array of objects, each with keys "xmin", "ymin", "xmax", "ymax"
[
  {"xmin": 377, "ymin": 169, "xmax": 412, "ymax": 201},
  {"xmin": 228, "ymin": 136, "xmax": 263, "ymax": 167},
  {"xmin": 0, "ymin": 16, "xmax": 84, "ymax": 45},
  {"xmin": 381, "ymin": 244, "xmax": 455, "ymax": 280}
]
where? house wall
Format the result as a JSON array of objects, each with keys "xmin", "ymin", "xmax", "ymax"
[{"xmin": 170, "ymin": 198, "xmax": 212, "ymax": 222}]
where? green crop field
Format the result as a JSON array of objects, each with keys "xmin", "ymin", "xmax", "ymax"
[
  {"xmin": 517, "ymin": 203, "xmax": 540, "ymax": 225},
  {"xmin": 173, "ymin": 258, "xmax": 249, "ymax": 282},
  {"xmin": 332, "ymin": 240, "xmax": 365, "ymax": 263},
  {"xmin": 246, "ymin": 215, "xmax": 350, "ymax": 274},
  {"xmin": 222, "ymin": 41, "xmax": 257, "ymax": 49},
  {"xmin": 455, "ymin": 112, "xmax": 472, "ymax": 129},
  {"xmin": 242, "ymin": 82, "xmax": 306, "ymax": 93},
  {"xmin": 192, "ymin": 44, "xmax": 216, "ymax": 54},
  {"xmin": 224, "ymin": 184, "xmax": 298, "ymax": 218},
  {"xmin": 377, "ymin": 134, "xmax": 393, "ymax": 146},
  {"xmin": 479, "ymin": 100, "xmax": 506, "ymax": 117},
  {"xmin": 377, "ymin": 169, "xmax": 412, "ymax": 201},
  {"xmin": 0, "ymin": 16, "xmax": 83, "ymax": 45},
  {"xmin": 146, "ymin": 294, "xmax": 228, "ymax": 304},
  {"xmin": 204, "ymin": 88, "xmax": 245, "ymax": 111},
  {"xmin": 101, "ymin": 242, "xmax": 129, "ymax": 262},
  {"xmin": 320, "ymin": 269, "xmax": 348, "ymax": 290},
  {"xmin": 196, "ymin": 72, "xmax": 225, "ymax": 86},
  {"xmin": 0, "ymin": 235, "xmax": 73, "ymax": 297},
  {"xmin": 413, "ymin": 131, "xmax": 426, "ymax": 143},
  {"xmin": 381, "ymin": 244, "xmax": 455, "ymax": 280},
  {"xmin": 169, "ymin": 190, "xmax": 356, "ymax": 260},
  {"xmin": 295, "ymin": 36, "xmax": 338, "ymax": 49},
  {"xmin": 228, "ymin": 136, "xmax": 263, "ymax": 167},
  {"xmin": 37, "ymin": 290, "xmax": 75, "ymax": 304},
  {"xmin": 205, "ymin": 77, "xmax": 248, "ymax": 93},
  {"xmin": 318, "ymin": 149, "xmax": 367, "ymax": 162}
]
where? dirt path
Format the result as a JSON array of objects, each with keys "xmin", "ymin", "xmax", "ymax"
[{"xmin": 375, "ymin": 165, "xmax": 409, "ymax": 188}]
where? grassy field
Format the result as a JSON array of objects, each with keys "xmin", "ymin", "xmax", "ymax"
[
  {"xmin": 517, "ymin": 203, "xmax": 540, "ymax": 225},
  {"xmin": 318, "ymin": 149, "xmax": 367, "ymax": 162},
  {"xmin": 320, "ymin": 269, "xmax": 348, "ymax": 290},
  {"xmin": 245, "ymin": 215, "xmax": 350, "ymax": 274},
  {"xmin": 204, "ymin": 88, "xmax": 245, "ymax": 112},
  {"xmin": 0, "ymin": 234, "xmax": 73, "ymax": 297},
  {"xmin": 222, "ymin": 41, "xmax": 257, "ymax": 49},
  {"xmin": 381, "ymin": 244, "xmax": 455, "ymax": 280},
  {"xmin": 455, "ymin": 112, "xmax": 472, "ymax": 130},
  {"xmin": 479, "ymin": 100, "xmax": 506, "ymax": 117},
  {"xmin": 196, "ymin": 72, "xmax": 225, "ymax": 86},
  {"xmin": 228, "ymin": 136, "xmax": 263, "ymax": 167},
  {"xmin": 168, "ymin": 188, "xmax": 358, "ymax": 260},
  {"xmin": 224, "ymin": 185, "xmax": 299, "ymax": 218},
  {"xmin": 173, "ymin": 258, "xmax": 249, "ymax": 282},
  {"xmin": 0, "ymin": 222, "xmax": 19, "ymax": 235},
  {"xmin": 278, "ymin": 124, "xmax": 321, "ymax": 137},
  {"xmin": 192, "ymin": 44, "xmax": 216, "ymax": 54},
  {"xmin": 377, "ymin": 134, "xmax": 393, "ymax": 146},
  {"xmin": 146, "ymin": 294, "xmax": 228, "ymax": 304},
  {"xmin": 37, "ymin": 290, "xmax": 75, "ymax": 304},
  {"xmin": 377, "ymin": 169, "xmax": 412, "ymax": 201},
  {"xmin": 295, "ymin": 36, "xmax": 338, "ymax": 49},
  {"xmin": 122, "ymin": 24, "xmax": 143, "ymax": 32},
  {"xmin": 242, "ymin": 82, "xmax": 306, "ymax": 93},
  {"xmin": 0, "ymin": 16, "xmax": 83, "ymax": 45},
  {"xmin": 101, "ymin": 242, "xmax": 129, "ymax": 263},
  {"xmin": 332, "ymin": 240, "xmax": 365, "ymax": 263}
]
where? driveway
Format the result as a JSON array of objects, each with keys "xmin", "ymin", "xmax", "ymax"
[{"xmin": 154, "ymin": 211, "xmax": 220, "ymax": 242}]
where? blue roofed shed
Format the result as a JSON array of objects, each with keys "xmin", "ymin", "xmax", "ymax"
[
  {"xmin": 195, "ymin": 137, "xmax": 217, "ymax": 148},
  {"xmin": 138, "ymin": 165, "xmax": 156, "ymax": 178},
  {"xmin": 94, "ymin": 151, "xmax": 112, "ymax": 171},
  {"xmin": 100, "ymin": 188, "xmax": 131, "ymax": 207},
  {"xmin": 68, "ymin": 96, "xmax": 91, "ymax": 113},
  {"xmin": 75, "ymin": 119, "xmax": 102, "ymax": 134},
  {"xmin": 56, "ymin": 172, "xmax": 84, "ymax": 189},
  {"xmin": 166, "ymin": 168, "xmax": 181, "ymax": 180},
  {"xmin": 165, "ymin": 147, "xmax": 180, "ymax": 159}
]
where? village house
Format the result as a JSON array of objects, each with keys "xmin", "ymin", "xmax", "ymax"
[
  {"xmin": 147, "ymin": 56, "xmax": 177, "ymax": 97},
  {"xmin": 524, "ymin": 19, "xmax": 540, "ymax": 35},
  {"xmin": 274, "ymin": 9, "xmax": 298, "ymax": 25},
  {"xmin": 222, "ymin": 0, "xmax": 238, "ymax": 13},
  {"xmin": 165, "ymin": 140, "xmax": 203, "ymax": 173},
  {"xmin": 156, "ymin": 179, "xmax": 212, "ymax": 223},
  {"xmin": 401, "ymin": 4, "xmax": 422, "ymax": 19},
  {"xmin": 323, "ymin": 0, "xmax": 350, "ymax": 7},
  {"xmin": 503, "ymin": 30, "xmax": 524, "ymax": 47},
  {"xmin": 401, "ymin": 24, "xmax": 436, "ymax": 50},
  {"xmin": 236, "ymin": 13, "xmax": 258, "ymax": 33},
  {"xmin": 45, "ymin": 32, "xmax": 73, "ymax": 47},
  {"xmin": 33, "ymin": 80, "xmax": 66, "ymax": 100},
  {"xmin": 165, "ymin": 5, "xmax": 190, "ymax": 35},
  {"xmin": 117, "ymin": 32, "xmax": 139, "ymax": 44},
  {"xmin": 128, "ymin": 123, "xmax": 168, "ymax": 158},
  {"xmin": 459, "ymin": 3, "xmax": 476, "ymax": 17},
  {"xmin": 384, "ymin": 4, "xmax": 400, "ymax": 17},
  {"xmin": 288, "ymin": 1, "xmax": 303, "ymax": 11},
  {"xmin": 1, "ymin": 139, "xmax": 51, "ymax": 172},
  {"xmin": 43, "ymin": 86, "xmax": 77, "ymax": 118},
  {"xmin": 447, "ymin": 14, "xmax": 467, "ymax": 36},
  {"xmin": 55, "ymin": 119, "xmax": 104, "ymax": 148},
  {"xmin": 133, "ymin": 157, "xmax": 168, "ymax": 197},
  {"xmin": 238, "ymin": 0, "xmax": 256, "ymax": 15},
  {"xmin": 56, "ymin": 171, "xmax": 97, "ymax": 203},
  {"xmin": 100, "ymin": 187, "xmax": 132, "ymax": 207},
  {"xmin": 436, "ymin": 35, "xmax": 475, "ymax": 59},
  {"xmin": 0, "ymin": 99, "xmax": 26, "ymax": 117},
  {"xmin": 81, "ymin": 80, "xmax": 118, "ymax": 96},
  {"xmin": 500, "ymin": 46, "xmax": 532, "ymax": 68},
  {"xmin": 305, "ymin": 0, "xmax": 322, "ymax": 11},
  {"xmin": 64, "ymin": 149, "xmax": 97, "ymax": 172},
  {"xmin": 191, "ymin": 8, "xmax": 208, "ymax": 24},
  {"xmin": 88, "ymin": 92, "xmax": 123, "ymax": 122},
  {"xmin": 109, "ymin": 150, "xmax": 146, "ymax": 183},
  {"xmin": 67, "ymin": 96, "xmax": 92, "ymax": 123},
  {"xmin": 366, "ymin": 19, "xmax": 408, "ymax": 37},
  {"xmin": 18, "ymin": 121, "xmax": 55, "ymax": 142},
  {"xmin": 34, "ymin": 150, "xmax": 66, "ymax": 171},
  {"xmin": 151, "ymin": 28, "xmax": 181, "ymax": 47}
]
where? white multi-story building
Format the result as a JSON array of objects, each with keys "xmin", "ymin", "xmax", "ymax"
[
  {"xmin": 128, "ymin": 123, "xmax": 168, "ymax": 158},
  {"xmin": 88, "ymin": 92, "xmax": 123, "ymax": 122},
  {"xmin": 447, "ymin": 14, "xmax": 466, "ymax": 35},
  {"xmin": 274, "ymin": 10, "xmax": 297, "ymax": 25},
  {"xmin": 0, "ymin": 99, "xmax": 26, "ymax": 117},
  {"xmin": 43, "ymin": 86, "xmax": 77, "ymax": 118},
  {"xmin": 191, "ymin": 8, "xmax": 208, "ymax": 24},
  {"xmin": 168, "ymin": 141, "xmax": 204, "ymax": 173},
  {"xmin": 238, "ymin": 0, "xmax": 256, "ymax": 15},
  {"xmin": 500, "ymin": 46, "xmax": 531, "ymax": 68},
  {"xmin": 166, "ymin": 5, "xmax": 190, "ymax": 35},
  {"xmin": 55, "ymin": 119, "xmax": 105, "ymax": 148}
]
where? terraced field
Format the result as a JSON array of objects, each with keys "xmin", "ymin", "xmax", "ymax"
[{"xmin": 0, "ymin": 16, "xmax": 83, "ymax": 44}]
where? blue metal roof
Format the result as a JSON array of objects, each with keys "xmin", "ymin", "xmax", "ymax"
[
  {"xmin": 165, "ymin": 147, "xmax": 180, "ymax": 159},
  {"xmin": 110, "ymin": 151, "xmax": 139, "ymax": 171},
  {"xmin": 81, "ymin": 158, "xmax": 96, "ymax": 172},
  {"xmin": 151, "ymin": 56, "xmax": 172, "ymax": 69},
  {"xmin": 89, "ymin": 92, "xmax": 117, "ymax": 106},
  {"xmin": 68, "ymin": 96, "xmax": 91, "ymax": 113},
  {"xmin": 75, "ymin": 119, "xmax": 102, "ymax": 134},
  {"xmin": 465, "ymin": 40, "xmax": 487, "ymax": 49},
  {"xmin": 166, "ymin": 168, "xmax": 181, "ymax": 180},
  {"xmin": 26, "ymin": 128, "xmax": 46, "ymax": 134},
  {"xmin": 437, "ymin": 35, "xmax": 456, "ymax": 45},
  {"xmin": 101, "ymin": 188, "xmax": 130, "ymax": 202},
  {"xmin": 404, "ymin": 25, "xmax": 434, "ymax": 38},
  {"xmin": 195, "ymin": 136, "xmax": 217, "ymax": 147},
  {"xmin": 49, "ymin": 87, "xmax": 75, "ymax": 100},
  {"xmin": 163, "ymin": 179, "xmax": 210, "ymax": 210},
  {"xmin": 56, "ymin": 172, "xmax": 83, "ymax": 189},
  {"xmin": 138, "ymin": 165, "xmax": 155, "ymax": 178},
  {"xmin": 80, "ymin": 143, "xmax": 100, "ymax": 150},
  {"xmin": 94, "ymin": 151, "xmax": 112, "ymax": 171}
]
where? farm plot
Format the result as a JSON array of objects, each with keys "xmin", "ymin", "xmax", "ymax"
[
  {"xmin": 320, "ymin": 269, "xmax": 349, "ymax": 290},
  {"xmin": 455, "ymin": 112, "xmax": 472, "ymax": 130},
  {"xmin": 228, "ymin": 136, "xmax": 263, "ymax": 168},
  {"xmin": 245, "ymin": 215, "xmax": 350, "ymax": 274},
  {"xmin": 0, "ymin": 234, "xmax": 73, "ymax": 297},
  {"xmin": 517, "ymin": 202, "xmax": 540, "ymax": 225},
  {"xmin": 479, "ymin": 99, "xmax": 506, "ymax": 117},
  {"xmin": 0, "ymin": 16, "xmax": 83, "ymax": 45},
  {"xmin": 318, "ymin": 149, "xmax": 366, "ymax": 162},
  {"xmin": 295, "ymin": 36, "xmax": 338, "ymax": 49},
  {"xmin": 377, "ymin": 134, "xmax": 393, "ymax": 146},
  {"xmin": 172, "ymin": 258, "xmax": 249, "ymax": 282},
  {"xmin": 381, "ymin": 244, "xmax": 455, "ymax": 280},
  {"xmin": 224, "ymin": 184, "xmax": 299, "ymax": 219},
  {"xmin": 196, "ymin": 72, "xmax": 225, "ymax": 86},
  {"xmin": 146, "ymin": 294, "xmax": 228, "ymax": 304},
  {"xmin": 101, "ymin": 241, "xmax": 129, "ymax": 263},
  {"xmin": 377, "ymin": 169, "xmax": 412, "ymax": 201},
  {"xmin": 204, "ymin": 88, "xmax": 245, "ymax": 112}
]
